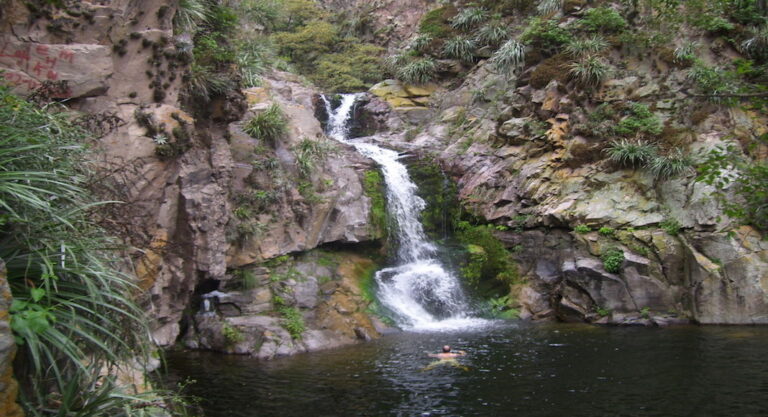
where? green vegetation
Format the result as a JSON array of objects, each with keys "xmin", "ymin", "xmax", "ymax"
[
  {"xmin": 419, "ymin": 6, "xmax": 456, "ymax": 38},
  {"xmin": 698, "ymin": 142, "xmax": 768, "ymax": 230},
  {"xmin": 604, "ymin": 139, "xmax": 658, "ymax": 167},
  {"xmin": 244, "ymin": 104, "xmax": 288, "ymax": 144},
  {"xmin": 568, "ymin": 55, "xmax": 610, "ymax": 87},
  {"xmin": 396, "ymin": 57, "xmax": 439, "ymax": 84},
  {"xmin": 660, "ymin": 218, "xmax": 681, "ymax": 236},
  {"xmin": 490, "ymin": 39, "xmax": 526, "ymax": 75},
  {"xmin": 0, "ymin": 86, "xmax": 185, "ymax": 414},
  {"xmin": 475, "ymin": 20, "xmax": 511, "ymax": 47},
  {"xmin": 596, "ymin": 306, "xmax": 611, "ymax": 317},
  {"xmin": 450, "ymin": 7, "xmax": 490, "ymax": 31},
  {"xmin": 363, "ymin": 170, "xmax": 387, "ymax": 237},
  {"xmin": 455, "ymin": 221, "xmax": 519, "ymax": 289},
  {"xmin": 574, "ymin": 224, "xmax": 591, "ymax": 234},
  {"xmin": 521, "ymin": 17, "xmax": 573, "ymax": 53},
  {"xmin": 487, "ymin": 295, "xmax": 520, "ymax": 319},
  {"xmin": 648, "ymin": 149, "xmax": 694, "ymax": 179},
  {"xmin": 579, "ymin": 7, "xmax": 628, "ymax": 33},
  {"xmin": 222, "ymin": 323, "xmax": 245, "ymax": 345},
  {"xmin": 601, "ymin": 247, "xmax": 625, "ymax": 273},
  {"xmin": 293, "ymin": 137, "xmax": 337, "ymax": 178},
  {"xmin": 614, "ymin": 103, "xmax": 663, "ymax": 137},
  {"xmin": 442, "ymin": 35, "xmax": 477, "ymax": 62},
  {"xmin": 278, "ymin": 306, "xmax": 306, "ymax": 339},
  {"xmin": 565, "ymin": 35, "xmax": 609, "ymax": 58},
  {"xmin": 598, "ymin": 227, "xmax": 615, "ymax": 237}
]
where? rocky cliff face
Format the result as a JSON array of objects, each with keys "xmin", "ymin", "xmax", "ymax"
[
  {"xmin": 363, "ymin": 18, "xmax": 768, "ymax": 325},
  {"xmin": 0, "ymin": 0, "xmax": 385, "ymax": 364}
]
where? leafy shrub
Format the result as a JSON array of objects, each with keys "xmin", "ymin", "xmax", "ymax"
[
  {"xmin": 673, "ymin": 41, "xmax": 698, "ymax": 65},
  {"xmin": 648, "ymin": 149, "xmax": 694, "ymax": 179},
  {"xmin": 442, "ymin": 35, "xmax": 477, "ymax": 62},
  {"xmin": 660, "ymin": 218, "xmax": 682, "ymax": 236},
  {"xmin": 451, "ymin": 7, "xmax": 489, "ymax": 31},
  {"xmin": 244, "ymin": 104, "xmax": 288, "ymax": 144},
  {"xmin": 568, "ymin": 55, "xmax": 610, "ymax": 87},
  {"xmin": 565, "ymin": 35, "xmax": 609, "ymax": 57},
  {"xmin": 601, "ymin": 247, "xmax": 624, "ymax": 273},
  {"xmin": 693, "ymin": 15, "xmax": 735, "ymax": 33},
  {"xmin": 574, "ymin": 224, "xmax": 591, "ymax": 234},
  {"xmin": 698, "ymin": 143, "xmax": 768, "ymax": 230},
  {"xmin": 312, "ymin": 43, "xmax": 385, "ymax": 92},
  {"xmin": 521, "ymin": 17, "xmax": 573, "ymax": 53},
  {"xmin": 614, "ymin": 103, "xmax": 663, "ymax": 137},
  {"xmin": 687, "ymin": 62, "xmax": 738, "ymax": 103},
  {"xmin": 475, "ymin": 20, "xmax": 510, "ymax": 47},
  {"xmin": 603, "ymin": 139, "xmax": 658, "ymax": 167},
  {"xmin": 490, "ymin": 39, "xmax": 526, "ymax": 74},
  {"xmin": 272, "ymin": 21, "xmax": 338, "ymax": 63},
  {"xmin": 279, "ymin": 306, "xmax": 306, "ymax": 339},
  {"xmin": 456, "ymin": 222, "xmax": 518, "ymax": 288},
  {"xmin": 598, "ymin": 226, "xmax": 615, "ymax": 237},
  {"xmin": 396, "ymin": 57, "xmax": 439, "ymax": 84},
  {"xmin": 580, "ymin": 7, "xmax": 628, "ymax": 33}
]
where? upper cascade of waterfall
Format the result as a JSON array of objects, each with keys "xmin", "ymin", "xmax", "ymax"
[{"xmin": 322, "ymin": 94, "xmax": 491, "ymax": 332}]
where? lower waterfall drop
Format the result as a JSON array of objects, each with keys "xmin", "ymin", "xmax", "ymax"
[{"xmin": 322, "ymin": 94, "xmax": 490, "ymax": 331}]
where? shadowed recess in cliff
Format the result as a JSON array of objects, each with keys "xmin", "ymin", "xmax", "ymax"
[{"xmin": 321, "ymin": 93, "xmax": 491, "ymax": 331}]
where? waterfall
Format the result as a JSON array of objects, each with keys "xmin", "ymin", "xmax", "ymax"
[{"xmin": 322, "ymin": 94, "xmax": 489, "ymax": 331}]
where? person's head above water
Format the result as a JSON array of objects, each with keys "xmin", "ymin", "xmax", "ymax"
[{"xmin": 442, "ymin": 345, "xmax": 451, "ymax": 353}]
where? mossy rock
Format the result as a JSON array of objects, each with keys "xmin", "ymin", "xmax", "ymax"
[{"xmin": 530, "ymin": 53, "xmax": 571, "ymax": 89}]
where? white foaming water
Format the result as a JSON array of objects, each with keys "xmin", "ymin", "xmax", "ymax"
[{"xmin": 322, "ymin": 94, "xmax": 490, "ymax": 332}]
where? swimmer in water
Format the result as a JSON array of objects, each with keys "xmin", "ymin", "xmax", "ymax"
[{"xmin": 422, "ymin": 345, "xmax": 469, "ymax": 371}]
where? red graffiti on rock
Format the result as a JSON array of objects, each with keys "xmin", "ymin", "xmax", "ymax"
[{"xmin": 0, "ymin": 42, "xmax": 78, "ymax": 96}]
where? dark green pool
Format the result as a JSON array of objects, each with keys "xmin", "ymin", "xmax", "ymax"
[{"xmin": 165, "ymin": 323, "xmax": 768, "ymax": 417}]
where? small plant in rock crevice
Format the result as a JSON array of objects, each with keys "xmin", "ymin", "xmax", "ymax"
[
  {"xmin": 568, "ymin": 55, "xmax": 610, "ymax": 88},
  {"xmin": 574, "ymin": 224, "xmax": 591, "ymax": 234},
  {"xmin": 565, "ymin": 35, "xmax": 609, "ymax": 58},
  {"xmin": 244, "ymin": 104, "xmax": 288, "ymax": 144},
  {"xmin": 604, "ymin": 139, "xmax": 658, "ymax": 167},
  {"xmin": 601, "ymin": 247, "xmax": 625, "ymax": 273}
]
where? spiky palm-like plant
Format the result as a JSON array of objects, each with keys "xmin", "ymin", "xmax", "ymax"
[
  {"xmin": 490, "ymin": 39, "xmax": 526, "ymax": 75},
  {"xmin": 442, "ymin": 35, "xmax": 477, "ymax": 63},
  {"xmin": 475, "ymin": 20, "xmax": 510, "ymax": 48},
  {"xmin": 742, "ymin": 25, "xmax": 768, "ymax": 62},
  {"xmin": 173, "ymin": 0, "xmax": 211, "ymax": 33},
  {"xmin": 565, "ymin": 35, "xmax": 609, "ymax": 58},
  {"xmin": 648, "ymin": 149, "xmax": 694, "ymax": 179},
  {"xmin": 396, "ymin": 57, "xmax": 439, "ymax": 84},
  {"xmin": 537, "ymin": 0, "xmax": 563, "ymax": 15},
  {"xmin": 244, "ymin": 104, "xmax": 288, "ymax": 144},
  {"xmin": 450, "ymin": 7, "xmax": 489, "ymax": 31},
  {"xmin": 569, "ymin": 55, "xmax": 610, "ymax": 87},
  {"xmin": 603, "ymin": 139, "xmax": 658, "ymax": 167},
  {"xmin": 0, "ymin": 86, "xmax": 182, "ymax": 415},
  {"xmin": 408, "ymin": 34, "xmax": 434, "ymax": 53}
]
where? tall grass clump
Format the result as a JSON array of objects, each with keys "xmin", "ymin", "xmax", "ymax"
[
  {"xmin": 244, "ymin": 104, "xmax": 288, "ymax": 144},
  {"xmin": 648, "ymin": 149, "xmax": 694, "ymax": 179},
  {"xmin": 442, "ymin": 35, "xmax": 477, "ymax": 62},
  {"xmin": 451, "ymin": 7, "xmax": 489, "ymax": 31},
  {"xmin": 0, "ymin": 86, "xmax": 183, "ymax": 415},
  {"xmin": 565, "ymin": 35, "xmax": 609, "ymax": 57},
  {"xmin": 741, "ymin": 25, "xmax": 768, "ymax": 62},
  {"xmin": 475, "ymin": 20, "xmax": 510, "ymax": 47},
  {"xmin": 396, "ymin": 57, "xmax": 438, "ymax": 84},
  {"xmin": 490, "ymin": 39, "xmax": 526, "ymax": 75},
  {"xmin": 603, "ymin": 139, "xmax": 658, "ymax": 167},
  {"xmin": 293, "ymin": 137, "xmax": 336, "ymax": 178},
  {"xmin": 537, "ymin": 0, "xmax": 562, "ymax": 15},
  {"xmin": 673, "ymin": 41, "xmax": 698, "ymax": 64},
  {"xmin": 569, "ymin": 55, "xmax": 610, "ymax": 87},
  {"xmin": 408, "ymin": 34, "xmax": 434, "ymax": 53}
]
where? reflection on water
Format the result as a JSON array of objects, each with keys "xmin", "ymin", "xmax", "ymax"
[{"xmin": 165, "ymin": 323, "xmax": 768, "ymax": 417}]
